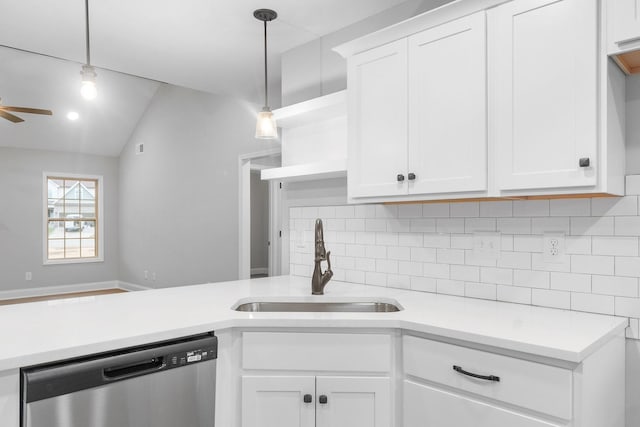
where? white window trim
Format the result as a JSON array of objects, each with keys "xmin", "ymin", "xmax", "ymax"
[{"xmin": 42, "ymin": 172, "xmax": 105, "ymax": 265}]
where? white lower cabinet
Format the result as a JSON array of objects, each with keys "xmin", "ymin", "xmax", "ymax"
[
  {"xmin": 241, "ymin": 375, "xmax": 390, "ymax": 427},
  {"xmin": 404, "ymin": 381, "xmax": 560, "ymax": 427}
]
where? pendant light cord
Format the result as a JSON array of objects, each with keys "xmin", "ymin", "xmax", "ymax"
[
  {"xmin": 263, "ymin": 19, "xmax": 269, "ymax": 108},
  {"xmin": 85, "ymin": 0, "xmax": 91, "ymax": 65}
]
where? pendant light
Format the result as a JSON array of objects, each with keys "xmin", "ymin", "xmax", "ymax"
[
  {"xmin": 254, "ymin": 9, "xmax": 278, "ymax": 139},
  {"xmin": 80, "ymin": 0, "xmax": 97, "ymax": 100}
]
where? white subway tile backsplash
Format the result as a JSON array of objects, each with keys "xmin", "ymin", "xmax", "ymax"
[
  {"xmin": 616, "ymin": 257, "xmax": 640, "ymax": 278},
  {"xmin": 465, "ymin": 282, "xmax": 496, "ymax": 300},
  {"xmin": 592, "ymin": 236, "xmax": 639, "ymax": 256},
  {"xmin": 465, "ymin": 218, "xmax": 496, "ymax": 232},
  {"xmin": 550, "ymin": 199, "xmax": 591, "ymax": 216},
  {"xmin": 399, "ymin": 233, "xmax": 423, "ymax": 247},
  {"xmin": 423, "ymin": 233, "xmax": 451, "ymax": 248},
  {"xmin": 627, "ymin": 175, "xmax": 640, "ymax": 195},
  {"xmin": 410, "ymin": 218, "xmax": 436, "ymax": 232},
  {"xmin": 571, "ymin": 217, "xmax": 615, "ymax": 236},
  {"xmin": 450, "ymin": 202, "xmax": 479, "ymax": 217},
  {"xmin": 437, "ymin": 248, "xmax": 465, "ymax": 265},
  {"xmin": 451, "ymin": 265, "xmax": 480, "ymax": 282},
  {"xmin": 532, "ymin": 217, "xmax": 571, "ymax": 234},
  {"xmin": 399, "ymin": 204, "xmax": 423, "ymax": 218},
  {"xmin": 423, "ymin": 263, "xmax": 450, "ymax": 279},
  {"xmin": 571, "ymin": 292, "xmax": 615, "ymax": 315},
  {"xmin": 550, "ymin": 272, "xmax": 591, "ymax": 293},
  {"xmin": 592, "ymin": 196, "xmax": 638, "ymax": 217},
  {"xmin": 436, "ymin": 218, "xmax": 465, "ymax": 233},
  {"xmin": 497, "ymin": 285, "xmax": 531, "ymax": 304},
  {"xmin": 480, "ymin": 201, "xmax": 513, "ymax": 218},
  {"xmin": 481, "ymin": 267, "xmax": 513, "ymax": 285},
  {"xmin": 513, "ymin": 269, "xmax": 550, "ymax": 289},
  {"xmin": 388, "ymin": 246, "xmax": 411, "ymax": 261},
  {"xmin": 592, "ymin": 275, "xmax": 639, "ymax": 297},
  {"xmin": 532, "ymin": 289, "xmax": 570, "ymax": 309},
  {"xmin": 514, "ymin": 200, "xmax": 549, "ymax": 217},
  {"xmin": 411, "ymin": 276, "xmax": 437, "ymax": 293},
  {"xmin": 615, "ymin": 217, "xmax": 640, "ymax": 236},
  {"xmin": 365, "ymin": 219, "xmax": 387, "ymax": 232},
  {"xmin": 497, "ymin": 218, "xmax": 532, "ymax": 234},
  {"xmin": 423, "ymin": 203, "xmax": 450, "ymax": 218},
  {"xmin": 289, "ymin": 180, "xmax": 640, "ymax": 334},
  {"xmin": 411, "ymin": 247, "xmax": 437, "ymax": 263},
  {"xmin": 437, "ymin": 279, "xmax": 465, "ymax": 296},
  {"xmin": 572, "ymin": 255, "xmax": 615, "ymax": 275}
]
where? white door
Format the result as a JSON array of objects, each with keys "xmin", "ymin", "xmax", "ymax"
[
  {"xmin": 404, "ymin": 381, "xmax": 561, "ymax": 427},
  {"xmin": 242, "ymin": 376, "xmax": 315, "ymax": 427},
  {"xmin": 489, "ymin": 0, "xmax": 598, "ymax": 192},
  {"xmin": 347, "ymin": 39, "xmax": 408, "ymax": 199},
  {"xmin": 315, "ymin": 376, "xmax": 390, "ymax": 427},
  {"xmin": 608, "ymin": 0, "xmax": 640, "ymax": 51},
  {"xmin": 408, "ymin": 12, "xmax": 487, "ymax": 195}
]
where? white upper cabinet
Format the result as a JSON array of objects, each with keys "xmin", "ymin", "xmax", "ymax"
[
  {"xmin": 489, "ymin": 0, "xmax": 598, "ymax": 192},
  {"xmin": 607, "ymin": 0, "xmax": 640, "ymax": 54},
  {"xmin": 408, "ymin": 11, "xmax": 487, "ymax": 195},
  {"xmin": 348, "ymin": 39, "xmax": 408, "ymax": 199}
]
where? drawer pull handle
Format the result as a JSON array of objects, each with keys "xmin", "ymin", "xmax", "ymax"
[{"xmin": 453, "ymin": 365, "xmax": 500, "ymax": 382}]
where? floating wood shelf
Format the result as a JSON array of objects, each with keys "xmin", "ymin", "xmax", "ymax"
[
  {"xmin": 273, "ymin": 90, "xmax": 346, "ymax": 128},
  {"xmin": 613, "ymin": 50, "xmax": 640, "ymax": 75},
  {"xmin": 261, "ymin": 159, "xmax": 347, "ymax": 182}
]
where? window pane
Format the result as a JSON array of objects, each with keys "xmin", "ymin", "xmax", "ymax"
[
  {"xmin": 81, "ymin": 239, "xmax": 96, "ymax": 257},
  {"xmin": 48, "ymin": 201, "xmax": 64, "ymax": 219},
  {"xmin": 81, "ymin": 221, "xmax": 96, "ymax": 238},
  {"xmin": 65, "ymin": 239, "xmax": 81, "ymax": 258},
  {"xmin": 81, "ymin": 200, "xmax": 96, "ymax": 218},
  {"xmin": 80, "ymin": 180, "xmax": 96, "ymax": 200},
  {"xmin": 47, "ymin": 179, "xmax": 64, "ymax": 198},
  {"xmin": 64, "ymin": 180, "xmax": 80, "ymax": 200},
  {"xmin": 64, "ymin": 201, "xmax": 80, "ymax": 216},
  {"xmin": 48, "ymin": 221, "xmax": 64, "ymax": 238},
  {"xmin": 48, "ymin": 239, "xmax": 65, "ymax": 259}
]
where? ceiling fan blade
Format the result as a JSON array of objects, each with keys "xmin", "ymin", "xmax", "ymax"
[
  {"xmin": 1, "ymin": 106, "xmax": 53, "ymax": 116},
  {"xmin": 0, "ymin": 110, "xmax": 25, "ymax": 123}
]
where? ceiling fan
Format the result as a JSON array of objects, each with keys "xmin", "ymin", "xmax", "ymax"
[{"xmin": 0, "ymin": 98, "xmax": 53, "ymax": 123}]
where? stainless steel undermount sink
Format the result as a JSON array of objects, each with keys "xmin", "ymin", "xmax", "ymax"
[{"xmin": 233, "ymin": 299, "xmax": 402, "ymax": 313}]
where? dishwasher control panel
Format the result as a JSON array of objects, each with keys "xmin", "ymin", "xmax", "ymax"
[{"xmin": 167, "ymin": 345, "xmax": 216, "ymax": 367}]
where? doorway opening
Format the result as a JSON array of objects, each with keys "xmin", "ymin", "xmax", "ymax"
[{"xmin": 238, "ymin": 149, "xmax": 282, "ymax": 280}]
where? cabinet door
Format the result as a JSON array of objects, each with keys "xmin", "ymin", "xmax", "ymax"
[
  {"xmin": 316, "ymin": 376, "xmax": 390, "ymax": 427},
  {"xmin": 242, "ymin": 376, "xmax": 315, "ymax": 427},
  {"xmin": 348, "ymin": 39, "xmax": 408, "ymax": 198},
  {"xmin": 404, "ymin": 381, "xmax": 561, "ymax": 427},
  {"xmin": 608, "ymin": 0, "xmax": 640, "ymax": 52},
  {"xmin": 489, "ymin": 0, "xmax": 598, "ymax": 192},
  {"xmin": 408, "ymin": 12, "xmax": 487, "ymax": 195}
]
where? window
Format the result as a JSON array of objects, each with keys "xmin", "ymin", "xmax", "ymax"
[{"xmin": 44, "ymin": 173, "xmax": 103, "ymax": 264}]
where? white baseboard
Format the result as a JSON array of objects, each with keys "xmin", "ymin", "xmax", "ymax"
[{"xmin": 251, "ymin": 267, "xmax": 268, "ymax": 275}]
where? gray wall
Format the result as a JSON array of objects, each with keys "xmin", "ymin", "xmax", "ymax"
[
  {"xmin": 118, "ymin": 84, "xmax": 279, "ymax": 288},
  {"xmin": 281, "ymin": 0, "xmax": 453, "ymax": 105},
  {"xmin": 250, "ymin": 171, "xmax": 269, "ymax": 271},
  {"xmin": 0, "ymin": 147, "xmax": 119, "ymax": 291}
]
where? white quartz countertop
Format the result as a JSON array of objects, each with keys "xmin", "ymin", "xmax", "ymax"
[{"xmin": 0, "ymin": 276, "xmax": 628, "ymax": 371}]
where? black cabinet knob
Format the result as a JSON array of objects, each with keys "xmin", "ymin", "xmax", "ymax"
[
  {"xmin": 408, "ymin": 173, "xmax": 416, "ymax": 181},
  {"xmin": 303, "ymin": 394, "xmax": 312, "ymax": 403},
  {"xmin": 319, "ymin": 395, "xmax": 328, "ymax": 404},
  {"xmin": 579, "ymin": 157, "xmax": 590, "ymax": 167},
  {"xmin": 397, "ymin": 174, "xmax": 405, "ymax": 182}
]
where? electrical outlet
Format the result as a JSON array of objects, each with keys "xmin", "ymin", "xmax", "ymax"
[
  {"xmin": 543, "ymin": 233, "xmax": 566, "ymax": 263},
  {"xmin": 25, "ymin": 272, "xmax": 32, "ymax": 281},
  {"xmin": 473, "ymin": 232, "xmax": 501, "ymax": 259}
]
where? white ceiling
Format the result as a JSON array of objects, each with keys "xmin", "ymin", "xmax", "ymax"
[{"xmin": 0, "ymin": 0, "xmax": 411, "ymax": 157}]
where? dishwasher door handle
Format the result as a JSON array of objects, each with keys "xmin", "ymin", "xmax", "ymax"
[{"xmin": 103, "ymin": 357, "xmax": 165, "ymax": 380}]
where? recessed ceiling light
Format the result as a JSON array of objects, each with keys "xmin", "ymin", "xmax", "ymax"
[{"xmin": 67, "ymin": 111, "xmax": 80, "ymax": 121}]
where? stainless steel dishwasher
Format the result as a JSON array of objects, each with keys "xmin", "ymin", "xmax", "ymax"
[{"xmin": 21, "ymin": 332, "xmax": 217, "ymax": 427}]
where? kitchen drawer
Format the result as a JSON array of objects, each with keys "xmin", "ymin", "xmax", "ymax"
[
  {"xmin": 403, "ymin": 335, "xmax": 572, "ymax": 419},
  {"xmin": 243, "ymin": 332, "xmax": 391, "ymax": 372}
]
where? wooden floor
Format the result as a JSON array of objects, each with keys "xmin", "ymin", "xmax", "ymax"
[{"xmin": 0, "ymin": 288, "xmax": 128, "ymax": 306}]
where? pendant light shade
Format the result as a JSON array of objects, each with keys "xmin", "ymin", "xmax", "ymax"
[
  {"xmin": 80, "ymin": 0, "xmax": 97, "ymax": 100},
  {"xmin": 254, "ymin": 9, "xmax": 278, "ymax": 139}
]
